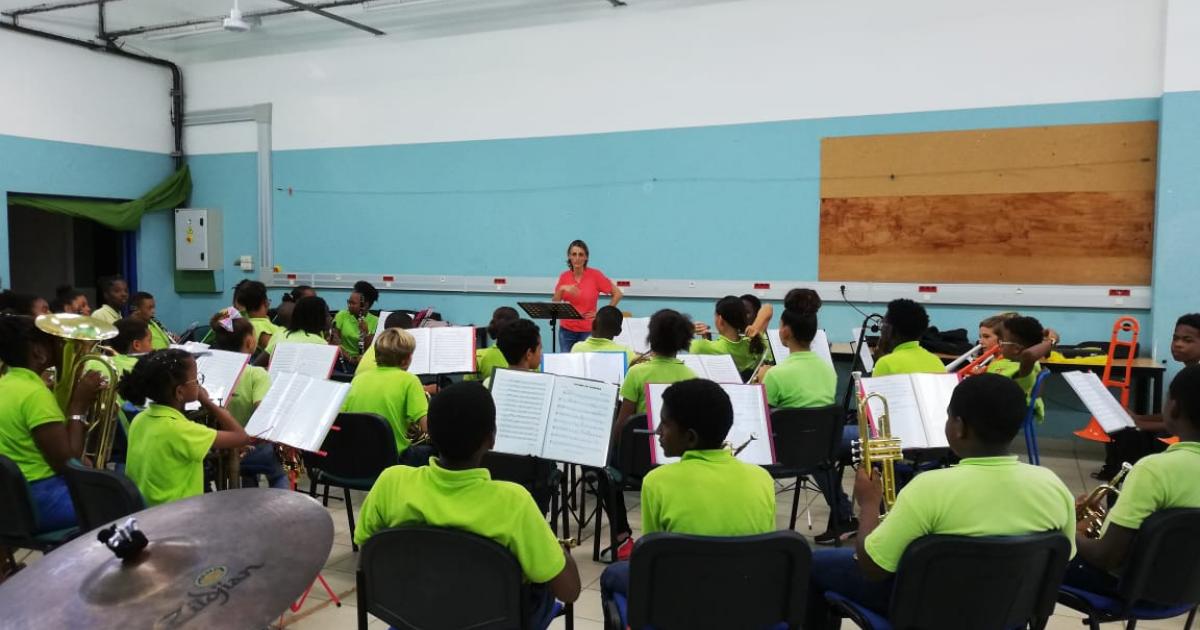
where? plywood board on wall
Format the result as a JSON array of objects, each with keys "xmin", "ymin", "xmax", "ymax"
[{"xmin": 818, "ymin": 122, "xmax": 1157, "ymax": 285}]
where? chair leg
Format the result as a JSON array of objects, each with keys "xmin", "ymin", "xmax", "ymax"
[
  {"xmin": 344, "ymin": 487, "xmax": 358, "ymax": 552},
  {"xmin": 1185, "ymin": 606, "xmax": 1197, "ymax": 630},
  {"xmin": 322, "ymin": 483, "xmax": 330, "ymax": 507},
  {"xmin": 1125, "ymin": 619, "xmax": 1137, "ymax": 630},
  {"xmin": 356, "ymin": 570, "xmax": 368, "ymax": 630},
  {"xmin": 789, "ymin": 477, "xmax": 802, "ymax": 530}
]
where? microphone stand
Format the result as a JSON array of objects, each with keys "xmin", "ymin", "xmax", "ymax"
[{"xmin": 841, "ymin": 311, "xmax": 884, "ymax": 414}]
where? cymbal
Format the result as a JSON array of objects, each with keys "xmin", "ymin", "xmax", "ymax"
[{"xmin": 0, "ymin": 489, "xmax": 334, "ymax": 630}]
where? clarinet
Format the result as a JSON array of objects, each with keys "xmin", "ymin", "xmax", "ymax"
[{"xmin": 356, "ymin": 313, "xmax": 367, "ymax": 356}]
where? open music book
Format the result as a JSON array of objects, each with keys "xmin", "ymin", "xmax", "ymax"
[
  {"xmin": 1062, "ymin": 371, "xmax": 1136, "ymax": 433},
  {"xmin": 406, "ymin": 326, "xmax": 476, "ymax": 375},
  {"xmin": 680, "ymin": 354, "xmax": 743, "ymax": 384},
  {"xmin": 245, "ymin": 372, "xmax": 351, "ymax": 452},
  {"xmin": 612, "ymin": 317, "xmax": 651, "ymax": 354},
  {"xmin": 767, "ymin": 329, "xmax": 834, "ymax": 368},
  {"xmin": 859, "ymin": 373, "xmax": 958, "ymax": 449},
  {"xmin": 373, "ymin": 310, "xmax": 394, "ymax": 339},
  {"xmin": 488, "ymin": 368, "xmax": 618, "ymax": 468},
  {"xmin": 269, "ymin": 342, "xmax": 339, "ymax": 380},
  {"xmin": 645, "ymin": 382, "xmax": 775, "ymax": 466},
  {"xmin": 850, "ymin": 327, "xmax": 876, "ymax": 373},
  {"xmin": 172, "ymin": 347, "xmax": 248, "ymax": 411},
  {"xmin": 541, "ymin": 352, "xmax": 627, "ymax": 386}
]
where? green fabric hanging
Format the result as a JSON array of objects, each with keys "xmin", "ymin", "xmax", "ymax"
[{"xmin": 8, "ymin": 165, "xmax": 191, "ymax": 232}]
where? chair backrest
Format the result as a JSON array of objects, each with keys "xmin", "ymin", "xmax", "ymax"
[
  {"xmin": 1028, "ymin": 369, "xmax": 1052, "ymax": 403},
  {"xmin": 304, "ymin": 413, "xmax": 398, "ymax": 480},
  {"xmin": 1119, "ymin": 508, "xmax": 1200, "ymax": 607},
  {"xmin": 769, "ymin": 406, "xmax": 843, "ymax": 470},
  {"xmin": 0, "ymin": 454, "xmax": 39, "ymax": 542},
  {"xmin": 359, "ymin": 527, "xmax": 527, "ymax": 630},
  {"xmin": 628, "ymin": 531, "xmax": 812, "ymax": 630},
  {"xmin": 889, "ymin": 532, "xmax": 1071, "ymax": 630},
  {"xmin": 62, "ymin": 460, "xmax": 145, "ymax": 532},
  {"xmin": 615, "ymin": 413, "xmax": 654, "ymax": 483}
]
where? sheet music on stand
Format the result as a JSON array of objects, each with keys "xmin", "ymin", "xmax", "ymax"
[
  {"xmin": 645, "ymin": 382, "xmax": 775, "ymax": 466},
  {"xmin": 268, "ymin": 342, "xmax": 339, "ymax": 381},
  {"xmin": 767, "ymin": 329, "xmax": 834, "ymax": 368},
  {"xmin": 373, "ymin": 311, "xmax": 394, "ymax": 341},
  {"xmin": 488, "ymin": 368, "xmax": 618, "ymax": 468},
  {"xmin": 541, "ymin": 351, "xmax": 627, "ymax": 386},
  {"xmin": 1063, "ymin": 371, "xmax": 1137, "ymax": 433},
  {"xmin": 613, "ymin": 317, "xmax": 651, "ymax": 355},
  {"xmin": 679, "ymin": 354, "xmax": 743, "ymax": 384},
  {"xmin": 406, "ymin": 327, "xmax": 477, "ymax": 375},
  {"xmin": 850, "ymin": 327, "xmax": 876, "ymax": 373},
  {"xmin": 245, "ymin": 372, "xmax": 350, "ymax": 452}
]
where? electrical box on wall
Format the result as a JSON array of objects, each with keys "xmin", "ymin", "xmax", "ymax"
[{"xmin": 174, "ymin": 209, "xmax": 223, "ymax": 271}]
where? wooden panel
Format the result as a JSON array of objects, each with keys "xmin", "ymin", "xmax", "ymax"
[
  {"xmin": 821, "ymin": 122, "xmax": 1158, "ymax": 198},
  {"xmin": 819, "ymin": 191, "xmax": 1154, "ymax": 285}
]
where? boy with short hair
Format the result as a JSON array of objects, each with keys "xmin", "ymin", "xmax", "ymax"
[
  {"xmin": 806, "ymin": 374, "xmax": 1076, "ymax": 628},
  {"xmin": 494, "ymin": 318, "xmax": 544, "ymax": 375},
  {"xmin": 354, "ymin": 382, "xmax": 581, "ymax": 630},
  {"xmin": 341, "ymin": 328, "xmax": 430, "ymax": 466},
  {"xmin": 129, "ymin": 292, "xmax": 173, "ymax": 350},
  {"xmin": 599, "ymin": 379, "xmax": 777, "ymax": 613},
  {"xmin": 871, "ymin": 299, "xmax": 944, "ymax": 376},
  {"xmin": 1065, "ymin": 365, "xmax": 1200, "ymax": 595},
  {"xmin": 570, "ymin": 305, "xmax": 636, "ymax": 362}
]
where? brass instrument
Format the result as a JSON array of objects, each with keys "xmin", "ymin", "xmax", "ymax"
[
  {"xmin": 277, "ymin": 445, "xmax": 304, "ymax": 490},
  {"xmin": 1078, "ymin": 462, "xmax": 1133, "ymax": 538},
  {"xmin": 851, "ymin": 371, "xmax": 902, "ymax": 514},
  {"xmin": 36, "ymin": 314, "xmax": 122, "ymax": 469},
  {"xmin": 558, "ymin": 537, "xmax": 579, "ymax": 549},
  {"xmin": 629, "ymin": 350, "xmax": 652, "ymax": 367},
  {"xmin": 407, "ymin": 423, "xmax": 431, "ymax": 447}
]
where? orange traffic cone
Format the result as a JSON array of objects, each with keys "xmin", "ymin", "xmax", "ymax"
[{"xmin": 1074, "ymin": 418, "xmax": 1113, "ymax": 443}]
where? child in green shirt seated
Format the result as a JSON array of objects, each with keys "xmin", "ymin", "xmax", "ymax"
[
  {"xmin": 806, "ymin": 374, "xmax": 1075, "ymax": 629},
  {"xmin": 466, "ymin": 306, "xmax": 519, "ymax": 382},
  {"xmin": 987, "ymin": 315, "xmax": 1056, "ymax": 420},
  {"xmin": 690, "ymin": 295, "xmax": 767, "ymax": 376},
  {"xmin": 342, "ymin": 328, "xmax": 430, "ymax": 466},
  {"xmin": 331, "ymin": 280, "xmax": 380, "ymax": 368},
  {"xmin": 234, "ymin": 280, "xmax": 280, "ymax": 355},
  {"xmin": 570, "ymin": 305, "xmax": 636, "ymax": 362},
  {"xmin": 129, "ymin": 292, "xmax": 174, "ymax": 350},
  {"xmin": 355, "ymin": 382, "xmax": 581, "ymax": 629},
  {"xmin": 871, "ymin": 299, "xmax": 945, "ymax": 376},
  {"xmin": 261, "ymin": 296, "xmax": 332, "ymax": 361}
]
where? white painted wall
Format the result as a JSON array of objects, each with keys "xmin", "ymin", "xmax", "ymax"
[
  {"xmin": 183, "ymin": 0, "xmax": 1167, "ymax": 153},
  {"xmin": 1164, "ymin": 0, "xmax": 1200, "ymax": 93},
  {"xmin": 0, "ymin": 29, "xmax": 174, "ymax": 153}
]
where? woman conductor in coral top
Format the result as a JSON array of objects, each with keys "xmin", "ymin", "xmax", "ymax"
[{"xmin": 551, "ymin": 239, "xmax": 623, "ymax": 352}]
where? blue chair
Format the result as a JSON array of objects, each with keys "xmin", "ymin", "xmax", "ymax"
[
  {"xmin": 826, "ymin": 532, "xmax": 1070, "ymax": 630},
  {"xmin": 1023, "ymin": 369, "xmax": 1053, "ymax": 465},
  {"xmin": 1057, "ymin": 509, "xmax": 1200, "ymax": 630}
]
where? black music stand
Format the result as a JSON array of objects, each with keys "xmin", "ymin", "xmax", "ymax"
[{"xmin": 518, "ymin": 302, "xmax": 583, "ymax": 352}]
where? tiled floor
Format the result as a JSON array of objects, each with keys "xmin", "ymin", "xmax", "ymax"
[{"xmin": 13, "ymin": 449, "xmax": 1194, "ymax": 629}]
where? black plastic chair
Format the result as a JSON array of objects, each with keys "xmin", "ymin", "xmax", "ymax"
[
  {"xmin": 62, "ymin": 459, "xmax": 145, "ymax": 532},
  {"xmin": 604, "ymin": 530, "xmax": 812, "ymax": 630},
  {"xmin": 0, "ymin": 455, "xmax": 78, "ymax": 555},
  {"xmin": 482, "ymin": 452, "xmax": 561, "ymax": 517},
  {"xmin": 304, "ymin": 412, "xmax": 398, "ymax": 551},
  {"xmin": 357, "ymin": 526, "xmax": 572, "ymax": 630},
  {"xmin": 1058, "ymin": 509, "xmax": 1200, "ymax": 629},
  {"xmin": 763, "ymin": 405, "xmax": 845, "ymax": 531},
  {"xmin": 826, "ymin": 532, "xmax": 1071, "ymax": 630}
]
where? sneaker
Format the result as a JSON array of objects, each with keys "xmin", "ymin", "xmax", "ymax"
[
  {"xmin": 616, "ymin": 536, "xmax": 636, "ymax": 561},
  {"xmin": 814, "ymin": 518, "xmax": 858, "ymax": 546}
]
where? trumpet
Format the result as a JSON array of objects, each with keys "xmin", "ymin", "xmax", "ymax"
[
  {"xmin": 1078, "ymin": 462, "xmax": 1133, "ymax": 538},
  {"xmin": 851, "ymin": 371, "xmax": 902, "ymax": 514},
  {"xmin": 558, "ymin": 537, "xmax": 579, "ymax": 549},
  {"xmin": 36, "ymin": 314, "xmax": 122, "ymax": 469}
]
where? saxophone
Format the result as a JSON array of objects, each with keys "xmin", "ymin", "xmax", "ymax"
[
  {"xmin": 851, "ymin": 371, "xmax": 903, "ymax": 514},
  {"xmin": 1077, "ymin": 462, "xmax": 1133, "ymax": 538}
]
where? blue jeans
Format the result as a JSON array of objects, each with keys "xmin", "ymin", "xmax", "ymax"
[
  {"xmin": 600, "ymin": 560, "xmax": 630, "ymax": 608},
  {"xmin": 807, "ymin": 548, "xmax": 894, "ymax": 630},
  {"xmin": 558, "ymin": 329, "xmax": 590, "ymax": 352},
  {"xmin": 28, "ymin": 475, "xmax": 78, "ymax": 533},
  {"xmin": 400, "ymin": 444, "xmax": 435, "ymax": 467},
  {"xmin": 1062, "ymin": 559, "xmax": 1120, "ymax": 597},
  {"xmin": 240, "ymin": 444, "xmax": 290, "ymax": 489}
]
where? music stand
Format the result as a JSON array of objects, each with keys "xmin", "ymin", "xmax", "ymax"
[{"xmin": 518, "ymin": 302, "xmax": 584, "ymax": 352}]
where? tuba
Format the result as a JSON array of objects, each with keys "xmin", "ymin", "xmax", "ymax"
[
  {"xmin": 36, "ymin": 313, "xmax": 122, "ymax": 469},
  {"xmin": 1077, "ymin": 462, "xmax": 1133, "ymax": 538},
  {"xmin": 851, "ymin": 371, "xmax": 902, "ymax": 514}
]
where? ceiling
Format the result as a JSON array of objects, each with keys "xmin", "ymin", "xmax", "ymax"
[{"xmin": 0, "ymin": 0, "xmax": 697, "ymax": 62}]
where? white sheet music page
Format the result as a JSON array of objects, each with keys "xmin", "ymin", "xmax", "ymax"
[
  {"xmin": 850, "ymin": 327, "xmax": 876, "ymax": 373},
  {"xmin": 542, "ymin": 353, "xmax": 587, "ymax": 379},
  {"xmin": 812, "ymin": 330, "xmax": 834, "ymax": 368},
  {"xmin": 269, "ymin": 342, "xmax": 338, "ymax": 380},
  {"xmin": 721, "ymin": 384, "xmax": 775, "ymax": 465},
  {"xmin": 405, "ymin": 328, "xmax": 433, "ymax": 374},
  {"xmin": 195, "ymin": 349, "xmax": 250, "ymax": 408},
  {"xmin": 1063, "ymin": 371, "xmax": 1136, "ymax": 433},
  {"xmin": 580, "ymin": 352, "xmax": 627, "ymax": 386},
  {"xmin": 860, "ymin": 375, "xmax": 927, "ymax": 448},
  {"xmin": 767, "ymin": 329, "xmax": 790, "ymax": 363},
  {"xmin": 614, "ymin": 317, "xmax": 651, "ymax": 354},
  {"xmin": 245, "ymin": 372, "xmax": 306, "ymax": 441},
  {"xmin": 272, "ymin": 378, "xmax": 351, "ymax": 451},
  {"xmin": 373, "ymin": 311, "xmax": 394, "ymax": 343},
  {"xmin": 490, "ymin": 369, "xmax": 554, "ymax": 458},
  {"xmin": 700, "ymin": 355, "xmax": 742, "ymax": 384},
  {"xmin": 541, "ymin": 375, "xmax": 618, "ymax": 467},
  {"xmin": 425, "ymin": 327, "xmax": 476, "ymax": 375},
  {"xmin": 909, "ymin": 373, "xmax": 958, "ymax": 449}
]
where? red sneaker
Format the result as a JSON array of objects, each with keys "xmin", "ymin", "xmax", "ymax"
[{"xmin": 616, "ymin": 536, "xmax": 635, "ymax": 562}]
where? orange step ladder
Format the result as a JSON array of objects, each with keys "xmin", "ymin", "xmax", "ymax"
[{"xmin": 1074, "ymin": 316, "xmax": 1140, "ymax": 443}]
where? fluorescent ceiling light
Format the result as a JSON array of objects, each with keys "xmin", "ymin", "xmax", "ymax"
[
  {"xmin": 143, "ymin": 23, "xmax": 227, "ymax": 40},
  {"xmin": 361, "ymin": 0, "xmax": 446, "ymax": 12}
]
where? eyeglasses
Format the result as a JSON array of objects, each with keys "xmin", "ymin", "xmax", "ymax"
[
  {"xmin": 186, "ymin": 373, "xmax": 206, "ymax": 386},
  {"xmin": 998, "ymin": 341, "xmax": 1024, "ymax": 348}
]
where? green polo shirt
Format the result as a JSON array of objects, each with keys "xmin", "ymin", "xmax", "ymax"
[
  {"xmin": 342, "ymin": 367, "xmax": 428, "ymax": 454},
  {"xmin": 571, "ymin": 336, "xmax": 637, "ymax": 363},
  {"xmin": 864, "ymin": 456, "xmax": 1075, "ymax": 572},
  {"xmin": 872, "ymin": 340, "xmax": 945, "ymax": 377},
  {"xmin": 619, "ymin": 356, "xmax": 698, "ymax": 414},
  {"xmin": 358, "ymin": 344, "xmax": 380, "ymax": 372},
  {"xmin": 227, "ymin": 365, "xmax": 270, "ymax": 426},
  {"xmin": 689, "ymin": 335, "xmax": 763, "ymax": 373},
  {"xmin": 355, "ymin": 459, "xmax": 566, "ymax": 584},
  {"xmin": 126, "ymin": 404, "xmax": 217, "ymax": 507},
  {"xmin": 987, "ymin": 358, "xmax": 1045, "ymax": 421},
  {"xmin": 264, "ymin": 329, "xmax": 327, "ymax": 356},
  {"xmin": 249, "ymin": 317, "xmax": 280, "ymax": 351},
  {"xmin": 465, "ymin": 346, "xmax": 509, "ymax": 382},
  {"xmin": 0, "ymin": 368, "xmax": 64, "ymax": 482},
  {"xmin": 148, "ymin": 320, "xmax": 172, "ymax": 350},
  {"xmin": 1103, "ymin": 441, "xmax": 1200, "ymax": 535},
  {"xmin": 333, "ymin": 310, "xmax": 379, "ymax": 359},
  {"xmin": 764, "ymin": 350, "xmax": 837, "ymax": 409},
  {"xmin": 91, "ymin": 304, "xmax": 121, "ymax": 325},
  {"xmin": 641, "ymin": 449, "xmax": 776, "ymax": 535}
]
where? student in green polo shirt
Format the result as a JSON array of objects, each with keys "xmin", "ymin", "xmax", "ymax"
[
  {"xmin": 493, "ymin": 318, "xmax": 544, "ymax": 377},
  {"xmin": 599, "ymin": 379, "xmax": 777, "ymax": 616},
  {"xmin": 987, "ymin": 315, "xmax": 1056, "ymax": 420},
  {"xmin": 570, "ymin": 305, "xmax": 636, "ymax": 362},
  {"xmin": 0, "ymin": 316, "xmax": 104, "ymax": 532},
  {"xmin": 357, "ymin": 310, "xmax": 412, "ymax": 373},
  {"xmin": 871, "ymin": 298, "xmax": 945, "ymax": 376},
  {"xmin": 261, "ymin": 296, "xmax": 332, "ymax": 360},
  {"xmin": 332, "ymin": 281, "xmax": 380, "ymax": 369},
  {"xmin": 122, "ymin": 349, "xmax": 251, "ymax": 506},
  {"xmin": 105, "ymin": 318, "xmax": 152, "ymax": 373},
  {"xmin": 355, "ymin": 382, "xmax": 581, "ymax": 630},
  {"xmin": 234, "ymin": 280, "xmax": 280, "ymax": 354},
  {"xmin": 343, "ymin": 328, "xmax": 431, "ymax": 466},
  {"xmin": 207, "ymin": 308, "xmax": 288, "ymax": 489},
  {"xmin": 129, "ymin": 292, "xmax": 175, "ymax": 350},
  {"xmin": 466, "ymin": 307, "xmax": 519, "ymax": 382},
  {"xmin": 1063, "ymin": 365, "xmax": 1200, "ymax": 597},
  {"xmin": 91, "ymin": 275, "xmax": 129, "ymax": 325},
  {"xmin": 689, "ymin": 295, "xmax": 767, "ymax": 375},
  {"xmin": 805, "ymin": 374, "xmax": 1075, "ymax": 629}
]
